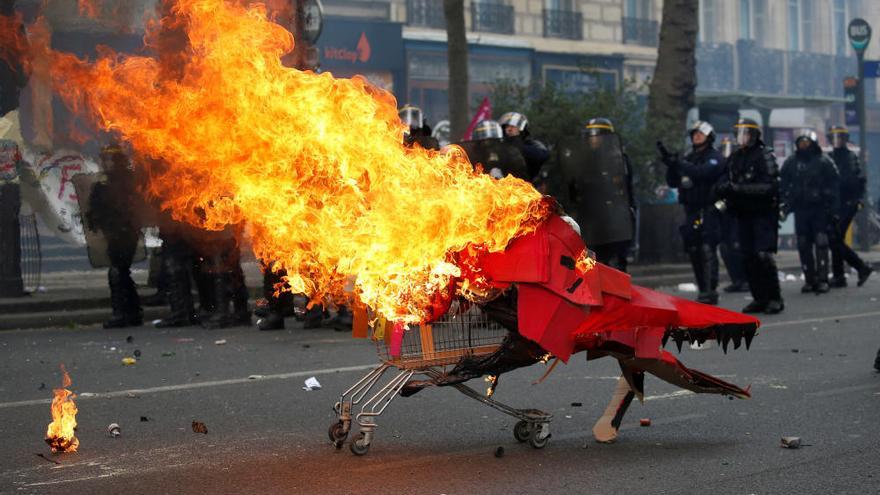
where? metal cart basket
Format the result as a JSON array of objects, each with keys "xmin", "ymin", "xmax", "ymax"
[{"xmin": 329, "ymin": 299, "xmax": 552, "ymax": 455}]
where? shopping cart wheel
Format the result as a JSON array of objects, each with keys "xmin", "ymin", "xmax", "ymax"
[
  {"xmin": 329, "ymin": 421, "xmax": 349, "ymax": 447},
  {"xmin": 528, "ymin": 424, "xmax": 550, "ymax": 449},
  {"xmin": 513, "ymin": 420, "xmax": 531, "ymax": 443},
  {"xmin": 349, "ymin": 433, "xmax": 370, "ymax": 456}
]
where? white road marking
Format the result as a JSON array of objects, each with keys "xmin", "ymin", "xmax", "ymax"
[
  {"xmin": 760, "ymin": 310, "xmax": 880, "ymax": 328},
  {"xmin": 0, "ymin": 363, "xmax": 377, "ymax": 410},
  {"xmin": 644, "ymin": 390, "xmax": 694, "ymax": 401},
  {"xmin": 805, "ymin": 383, "xmax": 878, "ymax": 398}
]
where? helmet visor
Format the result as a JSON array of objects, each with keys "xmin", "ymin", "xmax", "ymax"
[
  {"xmin": 831, "ymin": 133, "xmax": 848, "ymax": 148},
  {"xmin": 399, "ymin": 107, "xmax": 423, "ymax": 130},
  {"xmin": 735, "ymin": 126, "xmax": 754, "ymax": 146}
]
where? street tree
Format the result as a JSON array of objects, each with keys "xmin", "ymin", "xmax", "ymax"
[{"xmin": 444, "ymin": 0, "xmax": 468, "ymax": 141}]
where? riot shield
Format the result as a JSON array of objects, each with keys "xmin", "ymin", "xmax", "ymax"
[
  {"xmin": 72, "ymin": 173, "xmax": 147, "ymax": 268},
  {"xmin": 554, "ymin": 134, "xmax": 634, "ymax": 246},
  {"xmin": 458, "ymin": 139, "xmax": 529, "ymax": 180}
]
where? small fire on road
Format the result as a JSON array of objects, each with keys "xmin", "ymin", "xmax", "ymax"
[{"xmin": 45, "ymin": 364, "xmax": 79, "ymax": 453}]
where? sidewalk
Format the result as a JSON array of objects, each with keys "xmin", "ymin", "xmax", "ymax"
[{"xmin": 3, "ymin": 251, "xmax": 880, "ymax": 331}]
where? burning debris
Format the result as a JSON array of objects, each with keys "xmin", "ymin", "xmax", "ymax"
[{"xmin": 45, "ymin": 365, "xmax": 79, "ymax": 453}]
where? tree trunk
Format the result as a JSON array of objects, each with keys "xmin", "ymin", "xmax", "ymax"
[
  {"xmin": 444, "ymin": 0, "xmax": 468, "ymax": 141},
  {"xmin": 647, "ymin": 0, "xmax": 698, "ymax": 142}
]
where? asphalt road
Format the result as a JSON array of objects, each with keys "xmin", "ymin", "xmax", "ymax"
[{"xmin": 1, "ymin": 278, "xmax": 879, "ymax": 495}]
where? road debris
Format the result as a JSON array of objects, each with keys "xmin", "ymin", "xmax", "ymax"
[
  {"xmin": 676, "ymin": 282, "xmax": 698, "ymax": 292},
  {"xmin": 192, "ymin": 421, "xmax": 208, "ymax": 434},
  {"xmin": 161, "ymin": 352, "xmax": 176, "ymax": 357},
  {"xmin": 214, "ymin": 339, "xmax": 227, "ymax": 346},
  {"xmin": 133, "ymin": 349, "xmax": 142, "ymax": 358},
  {"xmin": 248, "ymin": 375, "xmax": 264, "ymax": 380},
  {"xmin": 121, "ymin": 357, "xmax": 136, "ymax": 365},
  {"xmin": 126, "ymin": 336, "xmax": 133, "ymax": 343},
  {"xmin": 302, "ymin": 376, "xmax": 322, "ymax": 390},
  {"xmin": 494, "ymin": 446, "xmax": 505, "ymax": 458},
  {"xmin": 570, "ymin": 402, "xmax": 582, "ymax": 407},
  {"xmin": 107, "ymin": 423, "xmax": 121, "ymax": 438},
  {"xmin": 140, "ymin": 416, "xmax": 149, "ymax": 422},
  {"xmin": 780, "ymin": 436, "xmax": 801, "ymax": 449},
  {"xmin": 640, "ymin": 418, "xmax": 651, "ymax": 427}
]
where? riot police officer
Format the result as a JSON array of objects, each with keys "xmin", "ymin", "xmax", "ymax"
[
  {"xmin": 661, "ymin": 121, "xmax": 725, "ymax": 304},
  {"xmin": 780, "ymin": 129, "xmax": 840, "ymax": 294},
  {"xmin": 399, "ymin": 105, "xmax": 440, "ymax": 150},
  {"xmin": 498, "ymin": 111, "xmax": 550, "ymax": 180},
  {"xmin": 552, "ymin": 118, "xmax": 635, "ymax": 272},
  {"xmin": 461, "ymin": 120, "xmax": 530, "ymax": 180},
  {"xmin": 827, "ymin": 125, "xmax": 873, "ymax": 287},
  {"xmin": 716, "ymin": 136, "xmax": 749, "ymax": 293},
  {"xmin": 716, "ymin": 118, "xmax": 783, "ymax": 314},
  {"xmin": 87, "ymin": 145, "xmax": 143, "ymax": 328}
]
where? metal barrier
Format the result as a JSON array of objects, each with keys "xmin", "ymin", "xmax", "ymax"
[{"xmin": 19, "ymin": 213, "xmax": 41, "ymax": 292}]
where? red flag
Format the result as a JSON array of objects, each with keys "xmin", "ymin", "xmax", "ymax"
[{"xmin": 463, "ymin": 97, "xmax": 492, "ymax": 141}]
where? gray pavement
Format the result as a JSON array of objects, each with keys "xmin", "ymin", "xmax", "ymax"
[{"xmin": 1, "ymin": 274, "xmax": 879, "ymax": 494}]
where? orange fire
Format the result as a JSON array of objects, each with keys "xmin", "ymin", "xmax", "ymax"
[
  {"xmin": 45, "ymin": 365, "xmax": 79, "ymax": 453},
  {"xmin": 33, "ymin": 0, "xmax": 549, "ymax": 322}
]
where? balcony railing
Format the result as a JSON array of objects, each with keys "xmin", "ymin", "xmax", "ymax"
[
  {"xmin": 407, "ymin": 0, "xmax": 446, "ymax": 29},
  {"xmin": 471, "ymin": 2, "xmax": 514, "ymax": 35},
  {"xmin": 543, "ymin": 9, "xmax": 582, "ymax": 40},
  {"xmin": 622, "ymin": 16, "xmax": 658, "ymax": 46},
  {"xmin": 696, "ymin": 39, "xmax": 856, "ymax": 99}
]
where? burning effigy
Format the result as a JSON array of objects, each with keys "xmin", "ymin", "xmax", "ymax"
[{"xmin": 13, "ymin": 0, "xmax": 758, "ymax": 455}]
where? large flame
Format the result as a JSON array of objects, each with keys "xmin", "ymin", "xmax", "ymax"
[
  {"xmin": 34, "ymin": 0, "xmax": 549, "ymax": 321},
  {"xmin": 45, "ymin": 364, "xmax": 79, "ymax": 453}
]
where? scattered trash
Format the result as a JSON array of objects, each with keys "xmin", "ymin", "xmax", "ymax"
[
  {"xmin": 161, "ymin": 352, "xmax": 176, "ymax": 357},
  {"xmin": 640, "ymin": 418, "xmax": 651, "ymax": 427},
  {"xmin": 248, "ymin": 375, "xmax": 264, "ymax": 380},
  {"xmin": 570, "ymin": 402, "xmax": 582, "ymax": 407},
  {"xmin": 214, "ymin": 339, "xmax": 227, "ymax": 346},
  {"xmin": 125, "ymin": 336, "xmax": 133, "ymax": 343},
  {"xmin": 768, "ymin": 384, "xmax": 788, "ymax": 389},
  {"xmin": 126, "ymin": 392, "xmax": 138, "ymax": 398},
  {"xmin": 175, "ymin": 337, "xmax": 194, "ymax": 343},
  {"xmin": 140, "ymin": 416, "xmax": 149, "ymax": 422},
  {"xmin": 151, "ymin": 319, "xmax": 162, "ymax": 326},
  {"xmin": 780, "ymin": 436, "xmax": 801, "ymax": 449},
  {"xmin": 109, "ymin": 346, "xmax": 117, "ymax": 351},
  {"xmin": 121, "ymin": 357, "xmax": 137, "ymax": 366},
  {"xmin": 133, "ymin": 349, "xmax": 142, "ymax": 358},
  {"xmin": 791, "ymin": 349, "xmax": 799, "ymax": 353},
  {"xmin": 302, "ymin": 344, "xmax": 311, "ymax": 349},
  {"xmin": 785, "ymin": 274, "xmax": 797, "ymax": 282},
  {"xmin": 676, "ymin": 282, "xmax": 698, "ymax": 292},
  {"xmin": 191, "ymin": 421, "xmax": 208, "ymax": 434},
  {"xmin": 38, "ymin": 383, "xmax": 45, "ymax": 391},
  {"xmin": 302, "ymin": 376, "xmax": 322, "ymax": 391},
  {"xmin": 107, "ymin": 423, "xmax": 121, "ymax": 438},
  {"xmin": 494, "ymin": 446, "xmax": 505, "ymax": 458}
]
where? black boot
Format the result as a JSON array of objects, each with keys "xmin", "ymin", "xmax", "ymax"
[
  {"xmin": 742, "ymin": 256, "xmax": 766, "ymax": 313},
  {"xmin": 104, "ymin": 266, "xmax": 142, "ymax": 329},
  {"xmin": 760, "ymin": 253, "xmax": 784, "ymax": 314},
  {"xmin": 154, "ymin": 256, "xmax": 196, "ymax": 328},
  {"xmin": 858, "ymin": 266, "xmax": 874, "ymax": 287},
  {"xmin": 696, "ymin": 243, "xmax": 719, "ymax": 305},
  {"xmin": 203, "ymin": 270, "xmax": 234, "ymax": 329},
  {"xmin": 829, "ymin": 276, "xmax": 847, "ymax": 288},
  {"xmin": 303, "ymin": 305, "xmax": 324, "ymax": 329},
  {"xmin": 874, "ymin": 348, "xmax": 880, "ymax": 372},
  {"xmin": 257, "ymin": 312, "xmax": 285, "ymax": 331}
]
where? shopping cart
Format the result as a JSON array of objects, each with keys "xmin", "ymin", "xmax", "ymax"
[{"xmin": 329, "ymin": 299, "xmax": 552, "ymax": 456}]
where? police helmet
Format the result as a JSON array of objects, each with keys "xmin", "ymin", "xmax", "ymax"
[
  {"xmin": 733, "ymin": 118, "xmax": 761, "ymax": 147},
  {"xmin": 398, "ymin": 104, "xmax": 425, "ymax": 132},
  {"xmin": 719, "ymin": 136, "xmax": 736, "ymax": 159},
  {"xmin": 499, "ymin": 112, "xmax": 529, "ymax": 132},
  {"xmin": 794, "ymin": 128, "xmax": 818, "ymax": 147},
  {"xmin": 828, "ymin": 125, "xmax": 849, "ymax": 148},
  {"xmin": 689, "ymin": 120, "xmax": 715, "ymax": 144},
  {"xmin": 472, "ymin": 119, "xmax": 503, "ymax": 141},
  {"xmin": 584, "ymin": 117, "xmax": 615, "ymax": 136}
]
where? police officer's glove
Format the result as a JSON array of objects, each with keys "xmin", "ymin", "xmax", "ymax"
[
  {"xmin": 715, "ymin": 181, "xmax": 732, "ymax": 198},
  {"xmin": 778, "ymin": 204, "xmax": 789, "ymax": 223}
]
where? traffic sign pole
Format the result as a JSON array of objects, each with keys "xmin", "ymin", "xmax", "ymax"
[{"xmin": 849, "ymin": 18, "xmax": 872, "ymax": 250}]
